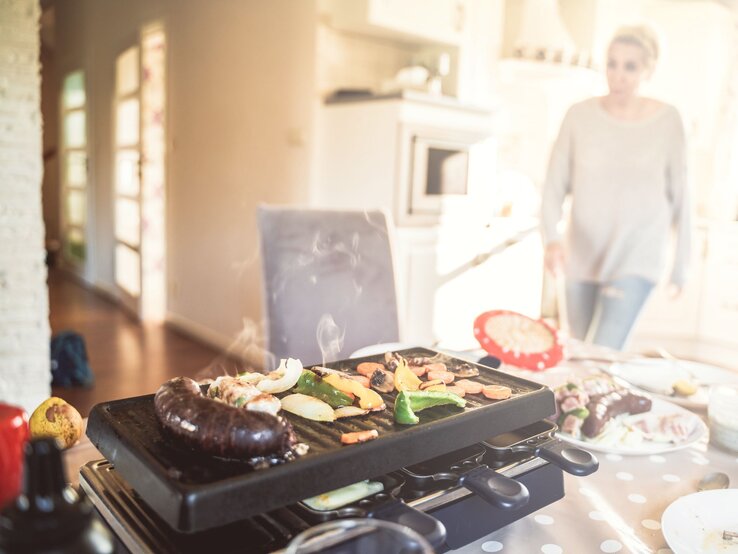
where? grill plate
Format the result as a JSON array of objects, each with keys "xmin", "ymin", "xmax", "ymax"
[{"xmin": 86, "ymin": 348, "xmax": 554, "ymax": 532}]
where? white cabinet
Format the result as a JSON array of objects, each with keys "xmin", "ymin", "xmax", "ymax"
[{"xmin": 320, "ymin": 0, "xmax": 468, "ymax": 46}]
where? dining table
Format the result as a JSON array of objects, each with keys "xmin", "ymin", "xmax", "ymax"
[
  {"xmin": 60, "ymin": 340, "xmax": 738, "ymax": 554},
  {"xmin": 447, "ymin": 341, "xmax": 738, "ymax": 554}
]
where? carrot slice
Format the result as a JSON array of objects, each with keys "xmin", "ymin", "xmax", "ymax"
[
  {"xmin": 456, "ymin": 379, "xmax": 483, "ymax": 394},
  {"xmin": 482, "ymin": 385, "xmax": 512, "ymax": 400},
  {"xmin": 427, "ymin": 370, "xmax": 455, "ymax": 384},
  {"xmin": 356, "ymin": 362, "xmax": 384, "ymax": 377},
  {"xmin": 408, "ymin": 365, "xmax": 427, "ymax": 377},
  {"xmin": 445, "ymin": 385, "xmax": 466, "ymax": 397},
  {"xmin": 341, "ymin": 429, "xmax": 378, "ymax": 445},
  {"xmin": 348, "ymin": 375, "xmax": 370, "ymax": 388}
]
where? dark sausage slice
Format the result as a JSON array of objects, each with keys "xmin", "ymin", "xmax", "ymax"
[
  {"xmin": 154, "ymin": 376, "xmax": 296, "ymax": 459},
  {"xmin": 582, "ymin": 389, "xmax": 652, "ymax": 438}
]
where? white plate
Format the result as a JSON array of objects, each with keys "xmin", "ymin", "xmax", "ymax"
[
  {"xmin": 606, "ymin": 359, "xmax": 738, "ymax": 409},
  {"xmin": 662, "ymin": 489, "xmax": 738, "ymax": 553},
  {"xmin": 556, "ymin": 397, "xmax": 708, "ymax": 455}
]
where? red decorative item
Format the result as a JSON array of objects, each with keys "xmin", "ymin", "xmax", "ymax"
[
  {"xmin": 473, "ymin": 310, "xmax": 563, "ymax": 371},
  {"xmin": 0, "ymin": 403, "xmax": 29, "ymax": 508}
]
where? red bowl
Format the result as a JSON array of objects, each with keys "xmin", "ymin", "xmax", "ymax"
[{"xmin": 473, "ymin": 310, "xmax": 563, "ymax": 371}]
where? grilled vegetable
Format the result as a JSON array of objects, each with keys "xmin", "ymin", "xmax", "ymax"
[
  {"xmin": 293, "ymin": 370, "xmax": 354, "ymax": 408},
  {"xmin": 427, "ymin": 370, "xmax": 455, "ymax": 384},
  {"xmin": 281, "ymin": 393, "xmax": 336, "ymax": 422},
  {"xmin": 256, "ymin": 358, "xmax": 303, "ymax": 394},
  {"xmin": 341, "ymin": 429, "xmax": 378, "ymax": 445},
  {"xmin": 349, "ymin": 375, "xmax": 371, "ymax": 388},
  {"xmin": 450, "ymin": 363, "xmax": 479, "ymax": 378},
  {"xmin": 302, "ymin": 480, "xmax": 384, "ymax": 511},
  {"xmin": 356, "ymin": 362, "xmax": 384, "ymax": 377},
  {"xmin": 321, "ymin": 373, "xmax": 385, "ymax": 411},
  {"xmin": 368, "ymin": 367, "xmax": 394, "ymax": 393},
  {"xmin": 394, "ymin": 390, "xmax": 466, "ymax": 425},
  {"xmin": 419, "ymin": 379, "xmax": 444, "ymax": 390},
  {"xmin": 482, "ymin": 385, "xmax": 512, "ymax": 400},
  {"xmin": 394, "ymin": 360, "xmax": 422, "ymax": 392},
  {"xmin": 455, "ymin": 379, "xmax": 483, "ymax": 394},
  {"xmin": 334, "ymin": 406, "xmax": 369, "ymax": 419}
]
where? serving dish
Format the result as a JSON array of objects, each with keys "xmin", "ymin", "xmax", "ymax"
[
  {"xmin": 555, "ymin": 397, "xmax": 708, "ymax": 455},
  {"xmin": 605, "ymin": 358, "xmax": 738, "ymax": 409},
  {"xmin": 661, "ymin": 489, "xmax": 738, "ymax": 553}
]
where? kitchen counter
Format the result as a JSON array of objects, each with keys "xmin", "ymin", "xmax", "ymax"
[
  {"xmin": 324, "ymin": 88, "xmax": 492, "ymax": 114},
  {"xmin": 62, "ymin": 342, "xmax": 738, "ymax": 553}
]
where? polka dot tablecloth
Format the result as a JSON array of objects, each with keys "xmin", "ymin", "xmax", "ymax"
[{"xmin": 448, "ymin": 350, "xmax": 738, "ymax": 554}]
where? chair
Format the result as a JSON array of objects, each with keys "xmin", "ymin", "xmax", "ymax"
[{"xmin": 257, "ymin": 206, "xmax": 401, "ymax": 366}]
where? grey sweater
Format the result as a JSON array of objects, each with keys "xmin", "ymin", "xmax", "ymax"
[{"xmin": 541, "ymin": 97, "xmax": 691, "ymax": 286}]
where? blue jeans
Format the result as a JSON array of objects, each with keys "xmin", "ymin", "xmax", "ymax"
[{"xmin": 565, "ymin": 276, "xmax": 655, "ymax": 351}]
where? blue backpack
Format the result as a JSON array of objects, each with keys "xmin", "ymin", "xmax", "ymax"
[{"xmin": 50, "ymin": 331, "xmax": 94, "ymax": 387}]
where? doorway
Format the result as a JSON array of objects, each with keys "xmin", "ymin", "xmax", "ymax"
[{"xmin": 113, "ymin": 24, "xmax": 167, "ymax": 321}]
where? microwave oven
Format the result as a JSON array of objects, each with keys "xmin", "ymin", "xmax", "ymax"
[{"xmin": 407, "ymin": 131, "xmax": 494, "ymax": 219}]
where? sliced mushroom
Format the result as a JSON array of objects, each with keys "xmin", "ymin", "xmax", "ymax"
[
  {"xmin": 450, "ymin": 363, "xmax": 479, "ymax": 378},
  {"xmin": 369, "ymin": 367, "xmax": 395, "ymax": 393}
]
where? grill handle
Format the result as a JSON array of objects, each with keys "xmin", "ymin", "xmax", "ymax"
[
  {"xmin": 531, "ymin": 440, "xmax": 599, "ymax": 476},
  {"xmin": 371, "ymin": 501, "xmax": 447, "ymax": 548},
  {"xmin": 458, "ymin": 466, "xmax": 530, "ymax": 510}
]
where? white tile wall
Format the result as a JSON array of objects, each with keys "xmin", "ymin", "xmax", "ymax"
[{"xmin": 0, "ymin": 0, "xmax": 51, "ymax": 415}]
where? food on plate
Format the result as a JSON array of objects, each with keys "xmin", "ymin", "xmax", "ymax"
[
  {"xmin": 208, "ymin": 376, "xmax": 281, "ymax": 416},
  {"xmin": 341, "ymin": 429, "xmax": 379, "ymax": 444},
  {"xmin": 281, "ymin": 393, "xmax": 336, "ymax": 422},
  {"xmin": 474, "ymin": 310, "xmax": 563, "ymax": 370},
  {"xmin": 554, "ymin": 378, "xmax": 652, "ymax": 441},
  {"xmin": 368, "ymin": 367, "xmax": 394, "ymax": 393},
  {"xmin": 394, "ymin": 390, "xmax": 466, "ymax": 425},
  {"xmin": 455, "ymin": 379, "xmax": 483, "ymax": 395},
  {"xmin": 29, "ymin": 397, "xmax": 83, "ymax": 449},
  {"xmin": 672, "ymin": 379, "xmax": 698, "ymax": 397},
  {"xmin": 384, "ymin": 351, "xmax": 405, "ymax": 371},
  {"xmin": 302, "ymin": 480, "xmax": 384, "ymax": 511},
  {"xmin": 293, "ymin": 370, "xmax": 354, "ymax": 408},
  {"xmin": 333, "ymin": 406, "xmax": 369, "ymax": 419},
  {"xmin": 315, "ymin": 369, "xmax": 385, "ymax": 411},
  {"xmin": 154, "ymin": 377, "xmax": 297, "ymax": 459},
  {"xmin": 482, "ymin": 385, "xmax": 512, "ymax": 400},
  {"xmin": 629, "ymin": 412, "xmax": 698, "ymax": 443},
  {"xmin": 394, "ymin": 359, "xmax": 422, "ymax": 392}
]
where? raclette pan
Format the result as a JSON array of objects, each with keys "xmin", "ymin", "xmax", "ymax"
[
  {"xmin": 483, "ymin": 420, "xmax": 598, "ymax": 476},
  {"xmin": 402, "ymin": 444, "xmax": 530, "ymax": 511},
  {"xmin": 294, "ymin": 473, "xmax": 446, "ymax": 548}
]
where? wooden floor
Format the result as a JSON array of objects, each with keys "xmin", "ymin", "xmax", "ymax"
[{"xmin": 49, "ymin": 269, "xmax": 225, "ymax": 416}]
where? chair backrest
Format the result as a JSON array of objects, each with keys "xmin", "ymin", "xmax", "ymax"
[{"xmin": 257, "ymin": 206, "xmax": 400, "ymax": 366}]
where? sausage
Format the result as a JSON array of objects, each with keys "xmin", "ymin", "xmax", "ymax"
[
  {"xmin": 582, "ymin": 389, "xmax": 652, "ymax": 438},
  {"xmin": 154, "ymin": 376, "xmax": 297, "ymax": 459}
]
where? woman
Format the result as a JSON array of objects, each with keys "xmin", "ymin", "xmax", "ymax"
[{"xmin": 541, "ymin": 25, "xmax": 691, "ymax": 350}]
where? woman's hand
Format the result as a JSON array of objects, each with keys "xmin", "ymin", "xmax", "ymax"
[{"xmin": 544, "ymin": 242, "xmax": 565, "ymax": 275}]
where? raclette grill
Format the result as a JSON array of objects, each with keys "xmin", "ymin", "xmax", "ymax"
[{"xmin": 82, "ymin": 348, "xmax": 597, "ymax": 551}]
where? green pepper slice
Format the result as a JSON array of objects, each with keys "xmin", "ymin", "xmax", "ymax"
[
  {"xmin": 394, "ymin": 390, "xmax": 466, "ymax": 425},
  {"xmin": 293, "ymin": 370, "xmax": 354, "ymax": 408}
]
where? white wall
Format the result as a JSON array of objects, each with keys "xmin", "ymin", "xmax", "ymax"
[
  {"xmin": 54, "ymin": 0, "xmax": 318, "ymax": 354},
  {"xmin": 0, "ymin": 0, "xmax": 51, "ymax": 414}
]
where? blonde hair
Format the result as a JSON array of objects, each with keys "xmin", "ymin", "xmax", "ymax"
[{"xmin": 609, "ymin": 25, "xmax": 659, "ymax": 71}]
